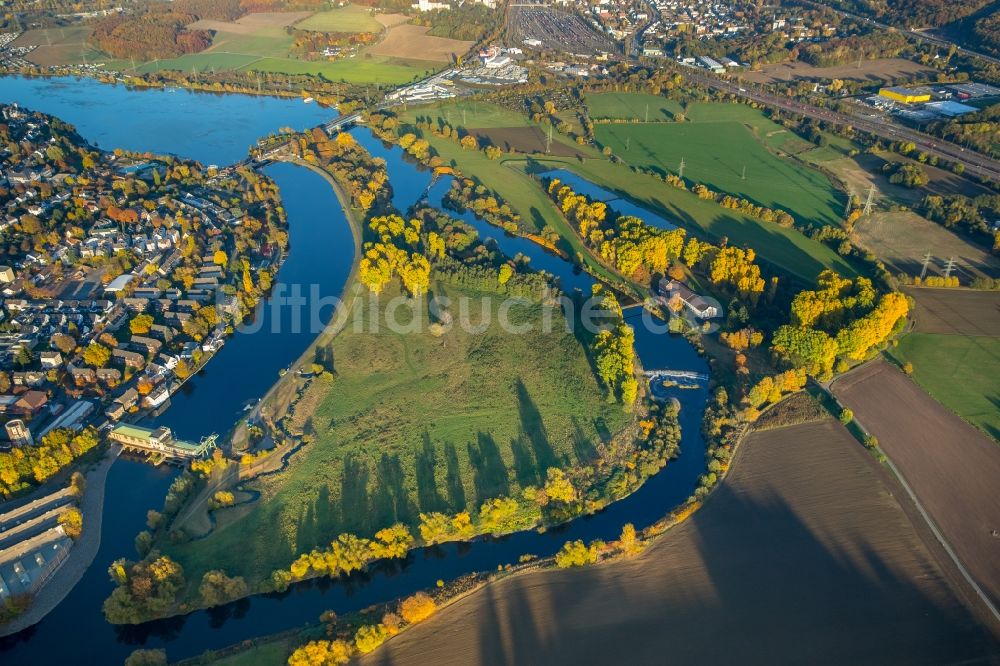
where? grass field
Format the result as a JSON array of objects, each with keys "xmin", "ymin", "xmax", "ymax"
[
  {"xmin": 292, "ymin": 4, "xmax": 383, "ymax": 33},
  {"xmin": 855, "ymin": 211, "xmax": 1000, "ymax": 280},
  {"xmin": 239, "ymin": 55, "xmax": 432, "ymax": 83},
  {"xmin": 592, "ymin": 103, "xmax": 844, "ymax": 227},
  {"xmin": 586, "ymin": 92, "xmax": 683, "ymax": 121},
  {"xmin": 890, "ymin": 333, "xmax": 1000, "ymax": 439},
  {"xmin": 400, "ymin": 101, "xmax": 860, "ymax": 283},
  {"xmin": 166, "ymin": 282, "xmax": 629, "ymax": 585}
]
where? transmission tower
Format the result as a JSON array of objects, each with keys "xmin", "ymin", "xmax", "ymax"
[
  {"xmin": 741, "ymin": 165, "xmax": 746, "ymax": 181},
  {"xmin": 679, "ymin": 156, "xmax": 686, "ymax": 179},
  {"xmin": 862, "ymin": 184, "xmax": 877, "ymax": 216},
  {"xmin": 546, "ymin": 124, "xmax": 553, "ymax": 154},
  {"xmin": 645, "ymin": 103, "xmax": 649, "ymax": 123},
  {"xmin": 844, "ymin": 192, "xmax": 853, "ymax": 216},
  {"xmin": 919, "ymin": 252, "xmax": 933, "ymax": 279},
  {"xmin": 943, "ymin": 257, "xmax": 957, "ymax": 278},
  {"xmin": 625, "ymin": 136, "xmax": 630, "ymax": 152}
]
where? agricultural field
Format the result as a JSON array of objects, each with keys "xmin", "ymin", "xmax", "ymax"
[
  {"xmin": 591, "ymin": 102, "xmax": 845, "ymax": 227},
  {"xmin": 833, "ymin": 359, "xmax": 1000, "ymax": 607},
  {"xmin": 17, "ymin": 7, "xmax": 447, "ymax": 84},
  {"xmin": 885, "ymin": 288, "xmax": 1000, "ymax": 438},
  {"xmin": 400, "ymin": 100, "xmax": 861, "ymax": 283},
  {"xmin": 357, "ymin": 415, "xmax": 999, "ymax": 665},
  {"xmin": 293, "ymin": 4, "xmax": 383, "ymax": 33},
  {"xmin": 165, "ymin": 282, "xmax": 629, "ymax": 585},
  {"xmin": 855, "ymin": 211, "xmax": 1000, "ymax": 280},
  {"xmin": 823, "ymin": 152, "xmax": 990, "ymax": 209},
  {"xmin": 11, "ymin": 26, "xmax": 118, "ymax": 67},
  {"xmin": 741, "ymin": 57, "xmax": 937, "ymax": 84},
  {"xmin": 366, "ymin": 24, "xmax": 472, "ymax": 62}
]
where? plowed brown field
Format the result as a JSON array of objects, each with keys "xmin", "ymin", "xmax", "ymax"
[
  {"xmin": 359, "ymin": 416, "xmax": 999, "ymax": 665},
  {"xmin": 833, "ymin": 359, "xmax": 1000, "ymax": 609}
]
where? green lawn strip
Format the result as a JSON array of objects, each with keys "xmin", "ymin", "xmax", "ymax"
[
  {"xmin": 136, "ymin": 52, "xmax": 263, "ymax": 74},
  {"xmin": 889, "ymin": 332, "xmax": 1000, "ymax": 440},
  {"xmin": 294, "ymin": 4, "xmax": 384, "ymax": 33},
  {"xmin": 165, "ymin": 281, "xmax": 627, "ymax": 586},
  {"xmin": 239, "ymin": 56, "xmax": 434, "ymax": 83}
]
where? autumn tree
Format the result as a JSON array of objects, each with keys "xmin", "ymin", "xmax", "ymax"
[
  {"xmin": 82, "ymin": 342, "xmax": 111, "ymax": 368},
  {"xmin": 399, "ymin": 592, "xmax": 437, "ymax": 624}
]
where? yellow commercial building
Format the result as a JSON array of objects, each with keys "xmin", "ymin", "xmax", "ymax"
[{"xmin": 879, "ymin": 87, "xmax": 931, "ymax": 104}]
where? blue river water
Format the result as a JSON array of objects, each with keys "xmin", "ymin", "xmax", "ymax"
[{"xmin": 0, "ymin": 76, "xmax": 710, "ymax": 663}]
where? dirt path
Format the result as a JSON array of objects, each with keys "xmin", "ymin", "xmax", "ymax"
[
  {"xmin": 0, "ymin": 450, "xmax": 116, "ymax": 637},
  {"xmin": 360, "ymin": 418, "xmax": 999, "ymax": 665}
]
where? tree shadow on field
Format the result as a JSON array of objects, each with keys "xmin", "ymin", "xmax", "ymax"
[
  {"xmin": 515, "ymin": 379, "xmax": 558, "ymax": 476},
  {"xmin": 571, "ymin": 416, "xmax": 597, "ymax": 463},
  {"xmin": 443, "ymin": 442, "xmax": 466, "ymax": 512},
  {"xmin": 510, "ymin": 435, "xmax": 538, "ymax": 487},
  {"xmin": 364, "ymin": 453, "xmax": 1000, "ymax": 666},
  {"xmin": 339, "ymin": 454, "xmax": 371, "ymax": 533},
  {"xmin": 467, "ymin": 432, "xmax": 509, "ymax": 503},
  {"xmin": 297, "ymin": 485, "xmax": 334, "ymax": 551},
  {"xmin": 372, "ymin": 453, "xmax": 416, "ymax": 528},
  {"xmin": 415, "ymin": 432, "xmax": 446, "ymax": 513}
]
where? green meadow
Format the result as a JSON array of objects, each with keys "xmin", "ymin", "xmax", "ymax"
[
  {"xmin": 166, "ymin": 282, "xmax": 627, "ymax": 585},
  {"xmin": 891, "ymin": 333, "xmax": 1000, "ymax": 440},
  {"xmin": 591, "ymin": 100, "xmax": 845, "ymax": 227}
]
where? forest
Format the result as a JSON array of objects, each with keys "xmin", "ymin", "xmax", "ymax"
[
  {"xmin": 412, "ymin": 2, "xmax": 499, "ymax": 42},
  {"xmin": 89, "ymin": 10, "xmax": 211, "ymax": 60}
]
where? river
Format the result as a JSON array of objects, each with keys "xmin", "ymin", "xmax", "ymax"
[{"xmin": 0, "ymin": 76, "xmax": 709, "ymax": 663}]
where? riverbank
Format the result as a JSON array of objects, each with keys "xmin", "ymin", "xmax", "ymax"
[
  {"xmin": 0, "ymin": 449, "xmax": 116, "ymax": 637},
  {"xmin": 226, "ymin": 157, "xmax": 364, "ymax": 455}
]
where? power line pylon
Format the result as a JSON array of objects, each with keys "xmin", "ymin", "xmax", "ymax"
[
  {"xmin": 862, "ymin": 184, "xmax": 876, "ymax": 216},
  {"xmin": 919, "ymin": 251, "xmax": 933, "ymax": 280},
  {"xmin": 678, "ymin": 156, "xmax": 686, "ymax": 179},
  {"xmin": 943, "ymin": 256, "xmax": 957, "ymax": 278}
]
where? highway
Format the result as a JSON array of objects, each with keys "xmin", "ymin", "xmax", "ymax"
[{"xmin": 683, "ymin": 70, "xmax": 1000, "ymax": 182}]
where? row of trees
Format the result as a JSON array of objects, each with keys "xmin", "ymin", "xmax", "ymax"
[
  {"xmin": 547, "ymin": 178, "xmax": 687, "ymax": 279},
  {"xmin": 288, "ymin": 591, "xmax": 439, "ymax": 664},
  {"xmin": 271, "ymin": 524, "xmax": 414, "ymax": 591},
  {"xmin": 0, "ymin": 428, "xmax": 100, "ymax": 498}
]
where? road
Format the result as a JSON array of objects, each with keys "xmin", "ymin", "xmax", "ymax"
[{"xmin": 683, "ymin": 70, "xmax": 1000, "ymax": 182}]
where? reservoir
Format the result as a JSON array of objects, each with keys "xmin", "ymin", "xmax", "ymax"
[{"xmin": 0, "ymin": 76, "xmax": 709, "ymax": 663}]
